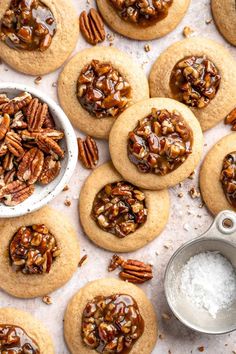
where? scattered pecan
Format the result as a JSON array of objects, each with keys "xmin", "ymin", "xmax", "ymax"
[
  {"xmin": 80, "ymin": 8, "xmax": 105, "ymax": 45},
  {"xmin": 38, "ymin": 156, "xmax": 61, "ymax": 185},
  {"xmin": 78, "ymin": 136, "xmax": 99, "ymax": 169},
  {"xmin": 0, "ymin": 91, "xmax": 65, "ymax": 206},
  {"xmin": 170, "ymin": 56, "xmax": 221, "ymax": 108},
  {"xmin": 42, "ymin": 295, "xmax": 52, "ymax": 305},
  {"xmin": 0, "ymin": 180, "xmax": 34, "ymax": 206},
  {"xmin": 17, "ymin": 147, "xmax": 44, "ymax": 184},
  {"xmin": 0, "ymin": 324, "xmax": 40, "ymax": 353},
  {"xmin": 0, "ymin": 113, "xmax": 10, "ymax": 140},
  {"xmin": 225, "ymin": 107, "xmax": 236, "ymax": 130},
  {"xmin": 109, "ymin": 0, "xmax": 173, "ymax": 25},
  {"xmin": 82, "ymin": 294, "xmax": 144, "ymax": 353},
  {"xmin": 78, "ymin": 254, "xmax": 88, "ymax": 267},
  {"xmin": 108, "ymin": 254, "xmax": 153, "ymax": 284},
  {"xmin": 0, "ymin": 0, "xmax": 56, "ymax": 52},
  {"xmin": 9, "ymin": 224, "xmax": 61, "ymax": 274}
]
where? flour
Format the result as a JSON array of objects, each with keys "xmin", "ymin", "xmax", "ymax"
[{"xmin": 180, "ymin": 251, "xmax": 236, "ymax": 318}]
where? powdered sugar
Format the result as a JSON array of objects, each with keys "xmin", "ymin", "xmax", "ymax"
[{"xmin": 180, "ymin": 252, "xmax": 236, "ymax": 318}]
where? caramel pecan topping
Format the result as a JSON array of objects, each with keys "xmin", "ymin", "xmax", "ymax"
[
  {"xmin": 82, "ymin": 294, "xmax": 144, "ymax": 354},
  {"xmin": 0, "ymin": 91, "xmax": 64, "ymax": 206},
  {"xmin": 77, "ymin": 60, "xmax": 131, "ymax": 118},
  {"xmin": 225, "ymin": 107, "xmax": 236, "ymax": 131},
  {"xmin": 78, "ymin": 136, "xmax": 99, "ymax": 169},
  {"xmin": 109, "ymin": 254, "xmax": 153, "ymax": 284},
  {"xmin": 80, "ymin": 9, "xmax": 105, "ymax": 45},
  {"xmin": 109, "ymin": 0, "xmax": 172, "ymax": 26},
  {"xmin": 91, "ymin": 181, "xmax": 147, "ymax": 238},
  {"xmin": 128, "ymin": 108, "xmax": 193, "ymax": 175},
  {"xmin": 9, "ymin": 224, "xmax": 61, "ymax": 275},
  {"xmin": 170, "ymin": 56, "xmax": 221, "ymax": 108},
  {"xmin": 0, "ymin": 0, "xmax": 56, "ymax": 52},
  {"xmin": 0, "ymin": 324, "xmax": 40, "ymax": 353},
  {"xmin": 220, "ymin": 152, "xmax": 236, "ymax": 208}
]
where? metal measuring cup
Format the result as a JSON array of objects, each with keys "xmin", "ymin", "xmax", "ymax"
[{"xmin": 164, "ymin": 210, "xmax": 236, "ymax": 334}]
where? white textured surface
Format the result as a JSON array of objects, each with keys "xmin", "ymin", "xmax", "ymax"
[{"xmin": 0, "ymin": 0, "xmax": 236, "ymax": 353}]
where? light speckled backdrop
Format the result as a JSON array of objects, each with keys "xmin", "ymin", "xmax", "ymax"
[{"xmin": 0, "ymin": 0, "xmax": 235, "ymax": 353}]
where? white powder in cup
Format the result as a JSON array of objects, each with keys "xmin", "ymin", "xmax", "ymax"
[{"xmin": 180, "ymin": 251, "xmax": 236, "ymax": 318}]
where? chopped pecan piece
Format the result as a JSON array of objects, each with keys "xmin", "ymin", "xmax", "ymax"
[
  {"xmin": 91, "ymin": 181, "xmax": 148, "ymax": 238},
  {"xmin": 80, "ymin": 8, "xmax": 105, "ymax": 45},
  {"xmin": 77, "ymin": 60, "xmax": 131, "ymax": 118},
  {"xmin": 109, "ymin": 254, "xmax": 153, "ymax": 284},
  {"xmin": 109, "ymin": 0, "xmax": 173, "ymax": 25},
  {"xmin": 82, "ymin": 294, "xmax": 144, "ymax": 354},
  {"xmin": 2, "ymin": 92, "xmax": 32, "ymax": 115},
  {"xmin": 220, "ymin": 151, "xmax": 236, "ymax": 207},
  {"xmin": 36, "ymin": 134, "xmax": 64, "ymax": 158},
  {"xmin": 5, "ymin": 131, "xmax": 24, "ymax": 157},
  {"xmin": 128, "ymin": 108, "xmax": 193, "ymax": 175},
  {"xmin": 0, "ymin": 325, "xmax": 40, "ymax": 353},
  {"xmin": 0, "ymin": 113, "xmax": 10, "ymax": 140},
  {"xmin": 9, "ymin": 224, "xmax": 61, "ymax": 274},
  {"xmin": 10, "ymin": 111, "xmax": 28, "ymax": 129},
  {"xmin": 78, "ymin": 136, "xmax": 99, "ymax": 169},
  {"xmin": 170, "ymin": 56, "xmax": 221, "ymax": 108},
  {"xmin": 0, "ymin": 0, "xmax": 56, "ymax": 52},
  {"xmin": 225, "ymin": 107, "xmax": 236, "ymax": 131},
  {"xmin": 38, "ymin": 155, "xmax": 61, "ymax": 185},
  {"xmin": 17, "ymin": 147, "xmax": 44, "ymax": 184},
  {"xmin": 26, "ymin": 98, "xmax": 48, "ymax": 132},
  {"xmin": 0, "ymin": 180, "xmax": 34, "ymax": 206}
]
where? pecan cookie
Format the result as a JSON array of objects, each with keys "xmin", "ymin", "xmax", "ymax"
[
  {"xmin": 109, "ymin": 98, "xmax": 203, "ymax": 190},
  {"xmin": 79, "ymin": 162, "xmax": 169, "ymax": 252},
  {"xmin": 0, "ymin": 206, "xmax": 80, "ymax": 298},
  {"xmin": 149, "ymin": 37, "xmax": 236, "ymax": 131},
  {"xmin": 97, "ymin": 0, "xmax": 190, "ymax": 40},
  {"xmin": 0, "ymin": 0, "xmax": 79, "ymax": 75},
  {"xmin": 200, "ymin": 133, "xmax": 236, "ymax": 215},
  {"xmin": 64, "ymin": 278, "xmax": 158, "ymax": 354},
  {"xmin": 212, "ymin": 0, "xmax": 236, "ymax": 46},
  {"xmin": 0, "ymin": 307, "xmax": 54, "ymax": 353},
  {"xmin": 58, "ymin": 47, "xmax": 149, "ymax": 139}
]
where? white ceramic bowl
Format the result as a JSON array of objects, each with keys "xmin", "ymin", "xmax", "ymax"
[{"xmin": 0, "ymin": 83, "xmax": 78, "ymax": 218}]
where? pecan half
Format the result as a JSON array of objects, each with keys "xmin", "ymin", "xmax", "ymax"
[
  {"xmin": 225, "ymin": 107, "xmax": 236, "ymax": 131},
  {"xmin": 5, "ymin": 131, "xmax": 24, "ymax": 157},
  {"xmin": 80, "ymin": 8, "xmax": 105, "ymax": 45},
  {"xmin": 10, "ymin": 111, "xmax": 28, "ymax": 129},
  {"xmin": 2, "ymin": 92, "xmax": 32, "ymax": 115},
  {"xmin": 0, "ymin": 180, "xmax": 34, "ymax": 206},
  {"xmin": 43, "ymin": 111, "xmax": 55, "ymax": 129},
  {"xmin": 2, "ymin": 152, "xmax": 14, "ymax": 171},
  {"xmin": 38, "ymin": 155, "xmax": 61, "ymax": 185},
  {"xmin": 26, "ymin": 98, "xmax": 48, "ymax": 132},
  {"xmin": 78, "ymin": 136, "xmax": 98, "ymax": 169},
  {"xmin": 36, "ymin": 134, "xmax": 64, "ymax": 158},
  {"xmin": 108, "ymin": 254, "xmax": 153, "ymax": 284},
  {"xmin": 17, "ymin": 147, "xmax": 44, "ymax": 184},
  {"xmin": 0, "ymin": 113, "xmax": 10, "ymax": 140}
]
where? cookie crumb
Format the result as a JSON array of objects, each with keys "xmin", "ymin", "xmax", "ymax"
[
  {"xmin": 205, "ymin": 18, "xmax": 212, "ymax": 25},
  {"xmin": 42, "ymin": 295, "xmax": 52, "ymax": 305},
  {"xmin": 188, "ymin": 170, "xmax": 195, "ymax": 179},
  {"xmin": 189, "ymin": 187, "xmax": 200, "ymax": 199},
  {"xmin": 144, "ymin": 44, "xmax": 151, "ymax": 52},
  {"xmin": 159, "ymin": 333, "xmax": 165, "ymax": 340},
  {"xmin": 107, "ymin": 33, "xmax": 115, "ymax": 42},
  {"xmin": 64, "ymin": 199, "xmax": 71, "ymax": 207},
  {"xmin": 52, "ymin": 82, "xmax": 57, "ymax": 87},
  {"xmin": 162, "ymin": 312, "xmax": 172, "ymax": 320},
  {"xmin": 183, "ymin": 223, "xmax": 190, "ymax": 231},
  {"xmin": 63, "ymin": 185, "xmax": 69, "ymax": 192},
  {"xmin": 178, "ymin": 192, "xmax": 183, "ymax": 198},
  {"xmin": 34, "ymin": 76, "xmax": 42, "ymax": 85},
  {"xmin": 198, "ymin": 347, "xmax": 205, "ymax": 352},
  {"xmin": 78, "ymin": 254, "xmax": 88, "ymax": 267},
  {"xmin": 183, "ymin": 26, "xmax": 194, "ymax": 37}
]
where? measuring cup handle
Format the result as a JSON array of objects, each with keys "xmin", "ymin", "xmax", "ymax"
[{"xmin": 202, "ymin": 210, "xmax": 236, "ymax": 241}]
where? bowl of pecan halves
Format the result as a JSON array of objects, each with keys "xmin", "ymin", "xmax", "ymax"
[{"xmin": 0, "ymin": 83, "xmax": 78, "ymax": 217}]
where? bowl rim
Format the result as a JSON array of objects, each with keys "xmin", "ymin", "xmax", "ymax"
[
  {"xmin": 164, "ymin": 235, "xmax": 236, "ymax": 335},
  {"xmin": 0, "ymin": 82, "xmax": 78, "ymax": 218}
]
